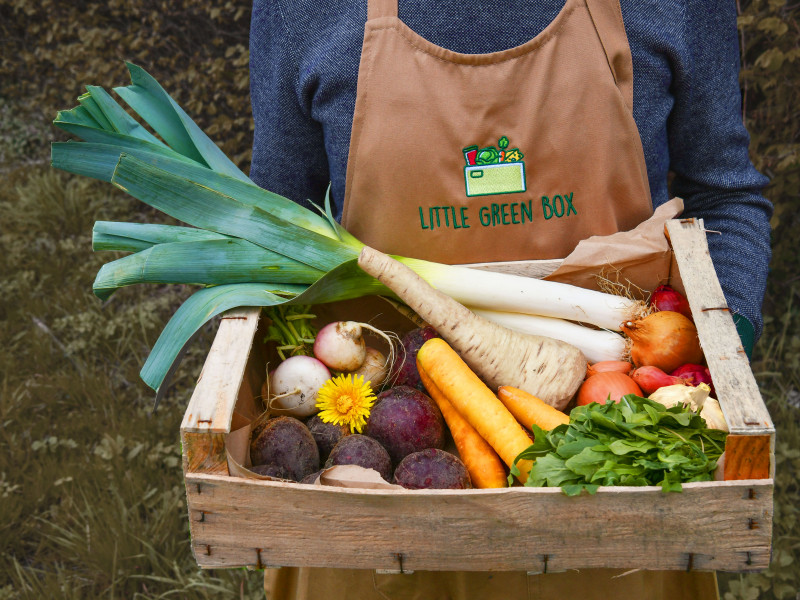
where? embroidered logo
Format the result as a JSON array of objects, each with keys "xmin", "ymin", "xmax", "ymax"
[{"xmin": 462, "ymin": 136, "xmax": 526, "ymax": 197}]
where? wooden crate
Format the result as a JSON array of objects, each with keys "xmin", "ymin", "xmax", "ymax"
[{"xmin": 180, "ymin": 219, "xmax": 774, "ymax": 574}]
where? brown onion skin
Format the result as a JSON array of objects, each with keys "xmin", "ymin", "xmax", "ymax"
[
  {"xmin": 651, "ymin": 285, "xmax": 693, "ymax": 321},
  {"xmin": 576, "ymin": 372, "xmax": 643, "ymax": 406},
  {"xmin": 586, "ymin": 360, "xmax": 634, "ymax": 379},
  {"xmin": 621, "ymin": 311, "xmax": 704, "ymax": 374}
]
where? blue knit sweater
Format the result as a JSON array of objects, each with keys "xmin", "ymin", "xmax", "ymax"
[{"xmin": 249, "ymin": 0, "xmax": 773, "ymax": 341}]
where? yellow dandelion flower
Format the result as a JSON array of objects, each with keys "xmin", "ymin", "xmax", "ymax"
[{"xmin": 315, "ymin": 373, "xmax": 377, "ymax": 433}]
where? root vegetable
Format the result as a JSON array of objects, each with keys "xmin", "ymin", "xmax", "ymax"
[
  {"xmin": 305, "ymin": 414, "xmax": 350, "ymax": 463},
  {"xmin": 313, "ymin": 321, "xmax": 367, "ymax": 371},
  {"xmin": 363, "ymin": 385, "xmax": 445, "ymax": 465},
  {"xmin": 418, "ymin": 364, "xmax": 508, "ymax": 489},
  {"xmin": 248, "ymin": 464, "xmax": 289, "ymax": 479},
  {"xmin": 249, "ymin": 416, "xmax": 320, "ymax": 482},
  {"xmin": 416, "ymin": 337, "xmax": 533, "ymax": 482},
  {"xmin": 325, "ymin": 434, "xmax": 393, "ymax": 481},
  {"xmin": 357, "ymin": 246, "xmax": 585, "ymax": 409},
  {"xmin": 269, "ymin": 355, "xmax": 331, "ymax": 417},
  {"xmin": 391, "ymin": 326, "xmax": 440, "ymax": 391},
  {"xmin": 650, "ymin": 285, "xmax": 692, "ymax": 320},
  {"xmin": 496, "ymin": 386, "xmax": 570, "ymax": 431},
  {"xmin": 586, "ymin": 360, "xmax": 633, "ymax": 378},
  {"xmin": 576, "ymin": 371, "xmax": 643, "ymax": 406},
  {"xmin": 621, "ymin": 310, "xmax": 704, "ymax": 374},
  {"xmin": 631, "ymin": 365, "xmax": 686, "ymax": 395},
  {"xmin": 350, "ymin": 347, "xmax": 390, "ymax": 391},
  {"xmin": 393, "ymin": 449, "xmax": 472, "ymax": 490}
]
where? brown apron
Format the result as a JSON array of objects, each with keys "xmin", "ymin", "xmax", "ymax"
[
  {"xmin": 266, "ymin": 0, "xmax": 718, "ymax": 596},
  {"xmin": 340, "ymin": 0, "xmax": 653, "ymax": 264}
]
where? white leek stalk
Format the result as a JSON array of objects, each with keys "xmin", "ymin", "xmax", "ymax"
[
  {"xmin": 405, "ymin": 258, "xmax": 643, "ymax": 332},
  {"xmin": 471, "ymin": 308, "xmax": 628, "ymax": 364}
]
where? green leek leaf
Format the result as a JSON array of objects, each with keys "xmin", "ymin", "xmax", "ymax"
[
  {"xmin": 114, "ymin": 62, "xmax": 249, "ymax": 182},
  {"xmin": 93, "ymin": 238, "xmax": 325, "ymax": 300},
  {"xmin": 84, "ymin": 85, "xmax": 168, "ymax": 145},
  {"xmin": 92, "ymin": 221, "xmax": 227, "ymax": 252},
  {"xmin": 110, "ymin": 154, "xmax": 358, "ymax": 271},
  {"xmin": 141, "ymin": 259, "xmax": 389, "ymax": 400}
]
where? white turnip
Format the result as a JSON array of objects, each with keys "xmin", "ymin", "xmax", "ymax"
[{"xmin": 269, "ymin": 355, "xmax": 331, "ymax": 417}]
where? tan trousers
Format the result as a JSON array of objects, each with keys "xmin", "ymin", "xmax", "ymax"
[{"xmin": 264, "ymin": 567, "xmax": 719, "ymax": 600}]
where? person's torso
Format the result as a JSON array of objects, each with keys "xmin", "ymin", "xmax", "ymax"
[
  {"xmin": 338, "ymin": 0, "xmax": 652, "ymax": 262},
  {"xmin": 257, "ymin": 0, "xmax": 686, "ymax": 218}
]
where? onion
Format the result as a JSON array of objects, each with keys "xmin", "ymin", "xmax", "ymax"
[
  {"xmin": 650, "ymin": 285, "xmax": 692, "ymax": 320},
  {"xmin": 621, "ymin": 311, "xmax": 704, "ymax": 374},
  {"xmin": 269, "ymin": 355, "xmax": 331, "ymax": 417},
  {"xmin": 671, "ymin": 363, "xmax": 715, "ymax": 397},
  {"xmin": 576, "ymin": 371, "xmax": 643, "ymax": 406},
  {"xmin": 631, "ymin": 365, "xmax": 686, "ymax": 395},
  {"xmin": 586, "ymin": 360, "xmax": 633, "ymax": 379},
  {"xmin": 349, "ymin": 347, "xmax": 389, "ymax": 391}
]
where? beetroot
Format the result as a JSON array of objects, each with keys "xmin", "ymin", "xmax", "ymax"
[
  {"xmin": 364, "ymin": 385, "xmax": 445, "ymax": 465},
  {"xmin": 325, "ymin": 434, "xmax": 393, "ymax": 481},
  {"xmin": 250, "ymin": 416, "xmax": 319, "ymax": 482},
  {"xmin": 248, "ymin": 463, "xmax": 289, "ymax": 479},
  {"xmin": 306, "ymin": 414, "xmax": 350, "ymax": 463},
  {"xmin": 393, "ymin": 449, "xmax": 472, "ymax": 489},
  {"xmin": 391, "ymin": 326, "xmax": 439, "ymax": 391}
]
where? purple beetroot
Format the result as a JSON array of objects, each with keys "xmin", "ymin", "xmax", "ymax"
[
  {"xmin": 364, "ymin": 385, "xmax": 445, "ymax": 465},
  {"xmin": 391, "ymin": 326, "xmax": 439, "ymax": 391}
]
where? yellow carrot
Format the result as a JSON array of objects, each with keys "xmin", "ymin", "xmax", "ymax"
[
  {"xmin": 416, "ymin": 337, "xmax": 533, "ymax": 483},
  {"xmin": 497, "ymin": 386, "xmax": 570, "ymax": 431},
  {"xmin": 417, "ymin": 362, "xmax": 508, "ymax": 489}
]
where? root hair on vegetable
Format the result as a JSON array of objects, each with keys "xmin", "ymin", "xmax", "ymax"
[{"xmin": 595, "ymin": 267, "xmax": 651, "ymax": 320}]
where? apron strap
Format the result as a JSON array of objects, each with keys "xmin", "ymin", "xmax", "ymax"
[
  {"xmin": 368, "ymin": 0, "xmax": 398, "ymax": 20},
  {"xmin": 585, "ymin": 0, "xmax": 634, "ymax": 111}
]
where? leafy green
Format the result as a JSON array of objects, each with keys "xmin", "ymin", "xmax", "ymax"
[{"xmin": 510, "ymin": 395, "xmax": 727, "ymax": 495}]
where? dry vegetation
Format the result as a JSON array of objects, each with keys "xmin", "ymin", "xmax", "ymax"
[{"xmin": 0, "ymin": 0, "xmax": 797, "ymax": 598}]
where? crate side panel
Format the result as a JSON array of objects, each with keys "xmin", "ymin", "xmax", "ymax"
[
  {"xmin": 184, "ymin": 475, "xmax": 772, "ymax": 573},
  {"xmin": 181, "ymin": 307, "xmax": 262, "ymax": 434},
  {"xmin": 665, "ymin": 220, "xmax": 773, "ymax": 437}
]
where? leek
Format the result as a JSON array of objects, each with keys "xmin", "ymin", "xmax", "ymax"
[{"xmin": 52, "ymin": 63, "xmax": 643, "ymax": 400}]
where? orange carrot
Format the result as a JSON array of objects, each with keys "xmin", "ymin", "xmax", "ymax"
[
  {"xmin": 497, "ymin": 386, "xmax": 570, "ymax": 432},
  {"xmin": 417, "ymin": 362, "xmax": 508, "ymax": 489},
  {"xmin": 416, "ymin": 337, "xmax": 533, "ymax": 483},
  {"xmin": 357, "ymin": 246, "xmax": 585, "ymax": 410}
]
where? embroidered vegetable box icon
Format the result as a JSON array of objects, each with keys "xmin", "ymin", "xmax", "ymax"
[{"xmin": 463, "ymin": 136, "xmax": 526, "ymax": 197}]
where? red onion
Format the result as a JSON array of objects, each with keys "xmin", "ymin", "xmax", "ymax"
[
  {"xmin": 671, "ymin": 363, "xmax": 715, "ymax": 397},
  {"xmin": 650, "ymin": 285, "xmax": 692, "ymax": 321}
]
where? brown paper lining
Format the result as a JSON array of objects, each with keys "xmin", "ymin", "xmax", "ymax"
[{"xmin": 544, "ymin": 197, "xmax": 683, "ymax": 296}]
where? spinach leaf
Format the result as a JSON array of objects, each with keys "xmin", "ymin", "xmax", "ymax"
[{"xmin": 511, "ymin": 395, "xmax": 727, "ymax": 494}]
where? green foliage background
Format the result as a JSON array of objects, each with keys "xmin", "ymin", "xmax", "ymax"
[{"xmin": 0, "ymin": 0, "xmax": 797, "ymax": 598}]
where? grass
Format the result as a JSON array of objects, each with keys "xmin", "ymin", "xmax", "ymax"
[
  {"xmin": 0, "ymin": 167, "xmax": 266, "ymax": 598},
  {"xmin": 0, "ymin": 111, "xmax": 797, "ymax": 600}
]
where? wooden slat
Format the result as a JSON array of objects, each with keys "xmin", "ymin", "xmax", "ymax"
[
  {"xmin": 664, "ymin": 219, "xmax": 774, "ymax": 437},
  {"xmin": 181, "ymin": 307, "xmax": 262, "ymax": 434},
  {"xmin": 461, "ymin": 258, "xmax": 564, "ymax": 279},
  {"xmin": 724, "ymin": 434, "xmax": 773, "ymax": 480},
  {"xmin": 182, "ymin": 431, "xmax": 228, "ymax": 475},
  {"xmin": 185, "ymin": 474, "xmax": 772, "ymax": 573}
]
